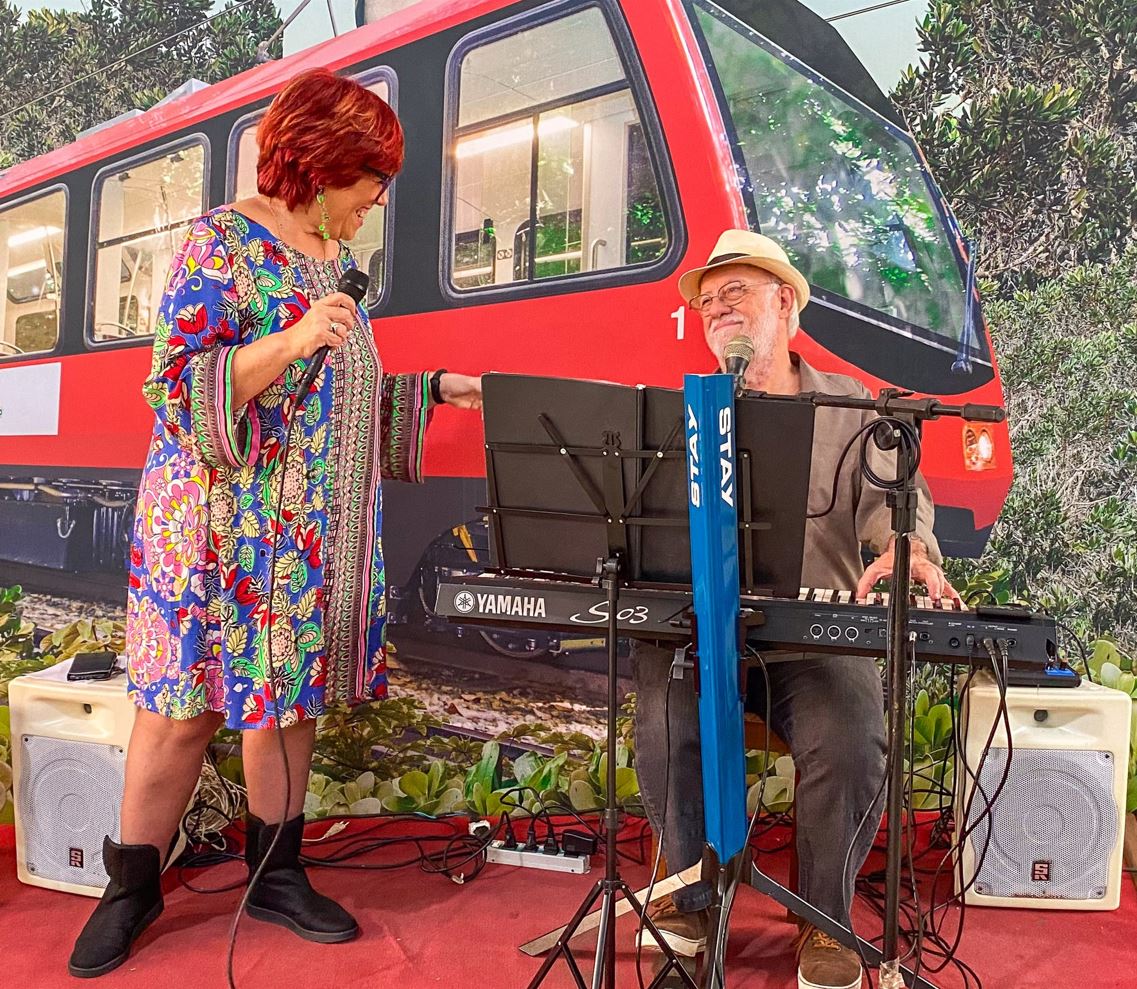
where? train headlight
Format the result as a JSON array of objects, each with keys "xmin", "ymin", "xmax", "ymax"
[{"xmin": 963, "ymin": 424, "xmax": 995, "ymax": 471}]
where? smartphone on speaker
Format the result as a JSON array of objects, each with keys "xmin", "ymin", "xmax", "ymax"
[{"xmin": 67, "ymin": 651, "xmax": 122, "ymax": 681}]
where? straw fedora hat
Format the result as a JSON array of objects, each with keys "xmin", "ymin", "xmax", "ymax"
[{"xmin": 677, "ymin": 229, "xmax": 810, "ymax": 313}]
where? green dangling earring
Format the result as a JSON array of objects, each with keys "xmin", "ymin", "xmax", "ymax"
[{"xmin": 316, "ymin": 186, "xmax": 330, "ymax": 240}]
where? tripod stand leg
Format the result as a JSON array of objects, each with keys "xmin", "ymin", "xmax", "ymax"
[
  {"xmin": 700, "ymin": 850, "xmax": 746, "ymax": 989},
  {"xmin": 749, "ymin": 862, "xmax": 942, "ymax": 989},
  {"xmin": 620, "ymin": 883, "xmax": 701, "ymax": 989},
  {"xmin": 519, "ymin": 864, "xmax": 703, "ymax": 956},
  {"xmin": 592, "ymin": 887, "xmax": 615, "ymax": 989},
  {"xmin": 526, "ymin": 881, "xmax": 605, "ymax": 989}
]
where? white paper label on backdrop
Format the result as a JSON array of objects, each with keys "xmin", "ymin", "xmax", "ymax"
[{"xmin": 0, "ymin": 363, "xmax": 62, "ymax": 436}]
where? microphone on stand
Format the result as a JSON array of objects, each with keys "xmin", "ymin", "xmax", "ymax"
[
  {"xmin": 723, "ymin": 336, "xmax": 754, "ymax": 393},
  {"xmin": 293, "ymin": 268, "xmax": 370, "ymax": 403}
]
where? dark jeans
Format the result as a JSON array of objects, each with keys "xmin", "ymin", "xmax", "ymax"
[{"xmin": 630, "ymin": 640, "xmax": 887, "ymax": 923}]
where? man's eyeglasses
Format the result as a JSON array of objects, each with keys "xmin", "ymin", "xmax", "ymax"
[
  {"xmin": 688, "ymin": 278, "xmax": 781, "ymax": 314},
  {"xmin": 364, "ymin": 166, "xmax": 394, "ymax": 203}
]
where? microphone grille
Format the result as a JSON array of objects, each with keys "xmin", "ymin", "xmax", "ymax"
[
  {"xmin": 338, "ymin": 267, "xmax": 370, "ymax": 305},
  {"xmin": 723, "ymin": 336, "xmax": 754, "ymax": 362}
]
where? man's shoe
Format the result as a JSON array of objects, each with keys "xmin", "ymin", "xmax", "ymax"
[
  {"xmin": 795, "ymin": 925, "xmax": 864, "ymax": 989},
  {"xmin": 633, "ymin": 893, "xmax": 709, "ymax": 958}
]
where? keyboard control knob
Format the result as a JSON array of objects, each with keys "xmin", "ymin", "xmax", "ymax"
[
  {"xmin": 827, "ymin": 626, "xmax": 840, "ymax": 639},
  {"xmin": 845, "ymin": 627, "xmax": 859, "ymax": 641},
  {"xmin": 809, "ymin": 624, "xmax": 823, "ymax": 638}
]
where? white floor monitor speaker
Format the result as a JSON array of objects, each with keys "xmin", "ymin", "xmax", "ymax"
[
  {"xmin": 9, "ymin": 658, "xmax": 186, "ymax": 897},
  {"xmin": 955, "ymin": 669, "xmax": 1130, "ymax": 910}
]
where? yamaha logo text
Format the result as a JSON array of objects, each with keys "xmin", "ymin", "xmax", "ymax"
[{"xmin": 470, "ymin": 592, "xmax": 547, "ymax": 618}]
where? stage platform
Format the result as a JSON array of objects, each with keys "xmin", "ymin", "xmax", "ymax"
[{"xmin": 2, "ymin": 821, "xmax": 1133, "ymax": 988}]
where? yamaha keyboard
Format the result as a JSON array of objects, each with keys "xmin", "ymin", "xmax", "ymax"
[{"xmin": 436, "ymin": 576, "xmax": 1059, "ymax": 668}]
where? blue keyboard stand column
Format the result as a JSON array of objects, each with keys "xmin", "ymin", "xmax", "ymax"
[{"xmin": 683, "ymin": 372, "xmax": 747, "ymax": 865}]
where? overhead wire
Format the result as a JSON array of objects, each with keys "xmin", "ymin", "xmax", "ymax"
[{"xmin": 0, "ymin": 0, "xmax": 270, "ymax": 124}]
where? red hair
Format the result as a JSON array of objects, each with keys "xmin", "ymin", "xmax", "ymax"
[{"xmin": 256, "ymin": 69, "xmax": 404, "ymax": 210}]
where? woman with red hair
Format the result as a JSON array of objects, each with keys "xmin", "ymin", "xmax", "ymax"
[{"xmin": 69, "ymin": 70, "xmax": 482, "ymax": 977}]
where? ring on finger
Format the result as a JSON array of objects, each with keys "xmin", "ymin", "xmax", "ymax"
[{"xmin": 330, "ymin": 321, "xmax": 343, "ymax": 334}]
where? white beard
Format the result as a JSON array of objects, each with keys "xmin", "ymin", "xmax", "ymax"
[{"xmin": 738, "ymin": 307, "xmax": 780, "ymax": 388}]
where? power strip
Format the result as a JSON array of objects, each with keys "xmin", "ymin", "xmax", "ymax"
[{"xmin": 485, "ymin": 841, "xmax": 590, "ymax": 874}]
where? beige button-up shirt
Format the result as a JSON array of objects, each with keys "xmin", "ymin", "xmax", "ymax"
[{"xmin": 786, "ymin": 357, "xmax": 941, "ymax": 593}]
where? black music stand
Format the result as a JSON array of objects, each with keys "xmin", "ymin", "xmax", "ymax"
[
  {"xmin": 482, "ymin": 375, "xmax": 812, "ymax": 595},
  {"xmin": 480, "ymin": 374, "xmax": 813, "ymax": 989}
]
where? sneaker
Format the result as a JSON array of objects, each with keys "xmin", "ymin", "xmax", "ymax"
[
  {"xmin": 795, "ymin": 925, "xmax": 863, "ymax": 989},
  {"xmin": 633, "ymin": 893, "xmax": 710, "ymax": 958}
]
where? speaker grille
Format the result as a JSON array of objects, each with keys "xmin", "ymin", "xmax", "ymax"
[
  {"xmin": 965, "ymin": 747, "xmax": 1117, "ymax": 900},
  {"xmin": 17, "ymin": 734, "xmax": 126, "ymax": 889}
]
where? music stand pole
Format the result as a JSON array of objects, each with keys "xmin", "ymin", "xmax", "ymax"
[{"xmin": 526, "ymin": 552, "xmax": 699, "ymax": 989}]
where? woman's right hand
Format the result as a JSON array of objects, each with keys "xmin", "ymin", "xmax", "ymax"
[{"xmin": 284, "ymin": 292, "xmax": 359, "ymax": 361}]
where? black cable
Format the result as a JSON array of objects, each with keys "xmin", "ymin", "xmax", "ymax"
[
  {"xmin": 634, "ymin": 656, "xmax": 675, "ymax": 989},
  {"xmin": 807, "ymin": 416, "xmax": 921, "ymax": 520},
  {"xmin": 298, "ymin": 815, "xmax": 499, "ymax": 882},
  {"xmin": 915, "ymin": 643, "xmax": 1013, "ymax": 978},
  {"xmin": 855, "ymin": 659, "xmax": 985, "ymax": 988},
  {"xmin": 901, "ymin": 645, "xmax": 928, "ymax": 978},
  {"xmin": 839, "ymin": 707, "xmax": 890, "ymax": 987},
  {"xmin": 225, "ymin": 357, "xmax": 308, "ymax": 989},
  {"xmin": 1056, "ymin": 619, "xmax": 1092, "ymax": 681},
  {"xmin": 845, "ymin": 647, "xmax": 1008, "ymax": 987},
  {"xmin": 806, "ymin": 420, "xmax": 871, "ymax": 520}
]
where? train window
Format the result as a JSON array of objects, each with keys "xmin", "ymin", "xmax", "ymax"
[
  {"xmin": 228, "ymin": 73, "xmax": 395, "ymax": 312},
  {"xmin": 90, "ymin": 140, "xmax": 208, "ymax": 343},
  {"xmin": 447, "ymin": 5, "xmax": 669, "ymax": 292},
  {"xmin": 0, "ymin": 187, "xmax": 66, "ymax": 358},
  {"xmin": 692, "ymin": 1, "xmax": 969, "ymax": 352}
]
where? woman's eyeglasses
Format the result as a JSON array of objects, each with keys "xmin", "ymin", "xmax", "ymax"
[{"xmin": 364, "ymin": 166, "xmax": 394, "ymax": 203}]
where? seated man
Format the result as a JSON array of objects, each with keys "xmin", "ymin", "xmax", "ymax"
[{"xmin": 632, "ymin": 230, "xmax": 959, "ymax": 989}]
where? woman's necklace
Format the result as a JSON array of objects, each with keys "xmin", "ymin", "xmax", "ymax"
[{"xmin": 262, "ymin": 196, "xmax": 333, "ymax": 260}]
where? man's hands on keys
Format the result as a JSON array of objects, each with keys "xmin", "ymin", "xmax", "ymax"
[{"xmin": 855, "ymin": 537, "xmax": 962, "ymax": 605}]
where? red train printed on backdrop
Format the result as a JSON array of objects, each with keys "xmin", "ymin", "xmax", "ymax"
[{"xmin": 0, "ymin": 0, "xmax": 1009, "ymax": 654}]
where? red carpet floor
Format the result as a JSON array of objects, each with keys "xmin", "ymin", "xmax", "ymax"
[{"xmin": 2, "ymin": 821, "xmax": 1134, "ymax": 989}]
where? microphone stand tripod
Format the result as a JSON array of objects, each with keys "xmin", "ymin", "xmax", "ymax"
[
  {"xmin": 526, "ymin": 553, "xmax": 700, "ymax": 989},
  {"xmin": 743, "ymin": 387, "xmax": 1004, "ymax": 988}
]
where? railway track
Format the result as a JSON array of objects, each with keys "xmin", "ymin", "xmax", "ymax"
[{"xmin": 0, "ymin": 561, "xmax": 127, "ymax": 604}]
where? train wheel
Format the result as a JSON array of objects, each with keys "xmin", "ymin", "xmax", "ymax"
[{"xmin": 477, "ymin": 629, "xmax": 550, "ymax": 659}]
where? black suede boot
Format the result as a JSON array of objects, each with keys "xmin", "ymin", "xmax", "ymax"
[
  {"xmin": 68, "ymin": 837, "xmax": 164, "ymax": 978},
  {"xmin": 244, "ymin": 813, "xmax": 358, "ymax": 943}
]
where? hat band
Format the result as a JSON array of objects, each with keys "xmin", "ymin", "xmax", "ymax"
[{"xmin": 707, "ymin": 252, "xmax": 751, "ymax": 264}]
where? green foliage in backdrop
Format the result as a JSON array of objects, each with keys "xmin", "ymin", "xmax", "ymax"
[
  {"xmin": 0, "ymin": 0, "xmax": 282, "ymax": 167},
  {"xmin": 946, "ymin": 244, "xmax": 1137, "ymax": 652},
  {"xmin": 894, "ymin": 0, "xmax": 1137, "ymax": 290}
]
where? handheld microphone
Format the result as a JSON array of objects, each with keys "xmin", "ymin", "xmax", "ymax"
[
  {"xmin": 293, "ymin": 267, "xmax": 370, "ymax": 403},
  {"xmin": 723, "ymin": 336, "xmax": 754, "ymax": 382}
]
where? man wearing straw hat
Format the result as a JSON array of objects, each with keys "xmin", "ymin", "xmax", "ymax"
[{"xmin": 632, "ymin": 230, "xmax": 960, "ymax": 989}]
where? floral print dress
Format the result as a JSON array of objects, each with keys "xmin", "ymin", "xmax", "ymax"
[{"xmin": 126, "ymin": 207, "xmax": 430, "ymax": 730}]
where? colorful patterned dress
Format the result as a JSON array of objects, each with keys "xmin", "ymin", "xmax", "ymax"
[{"xmin": 126, "ymin": 207, "xmax": 431, "ymax": 730}]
